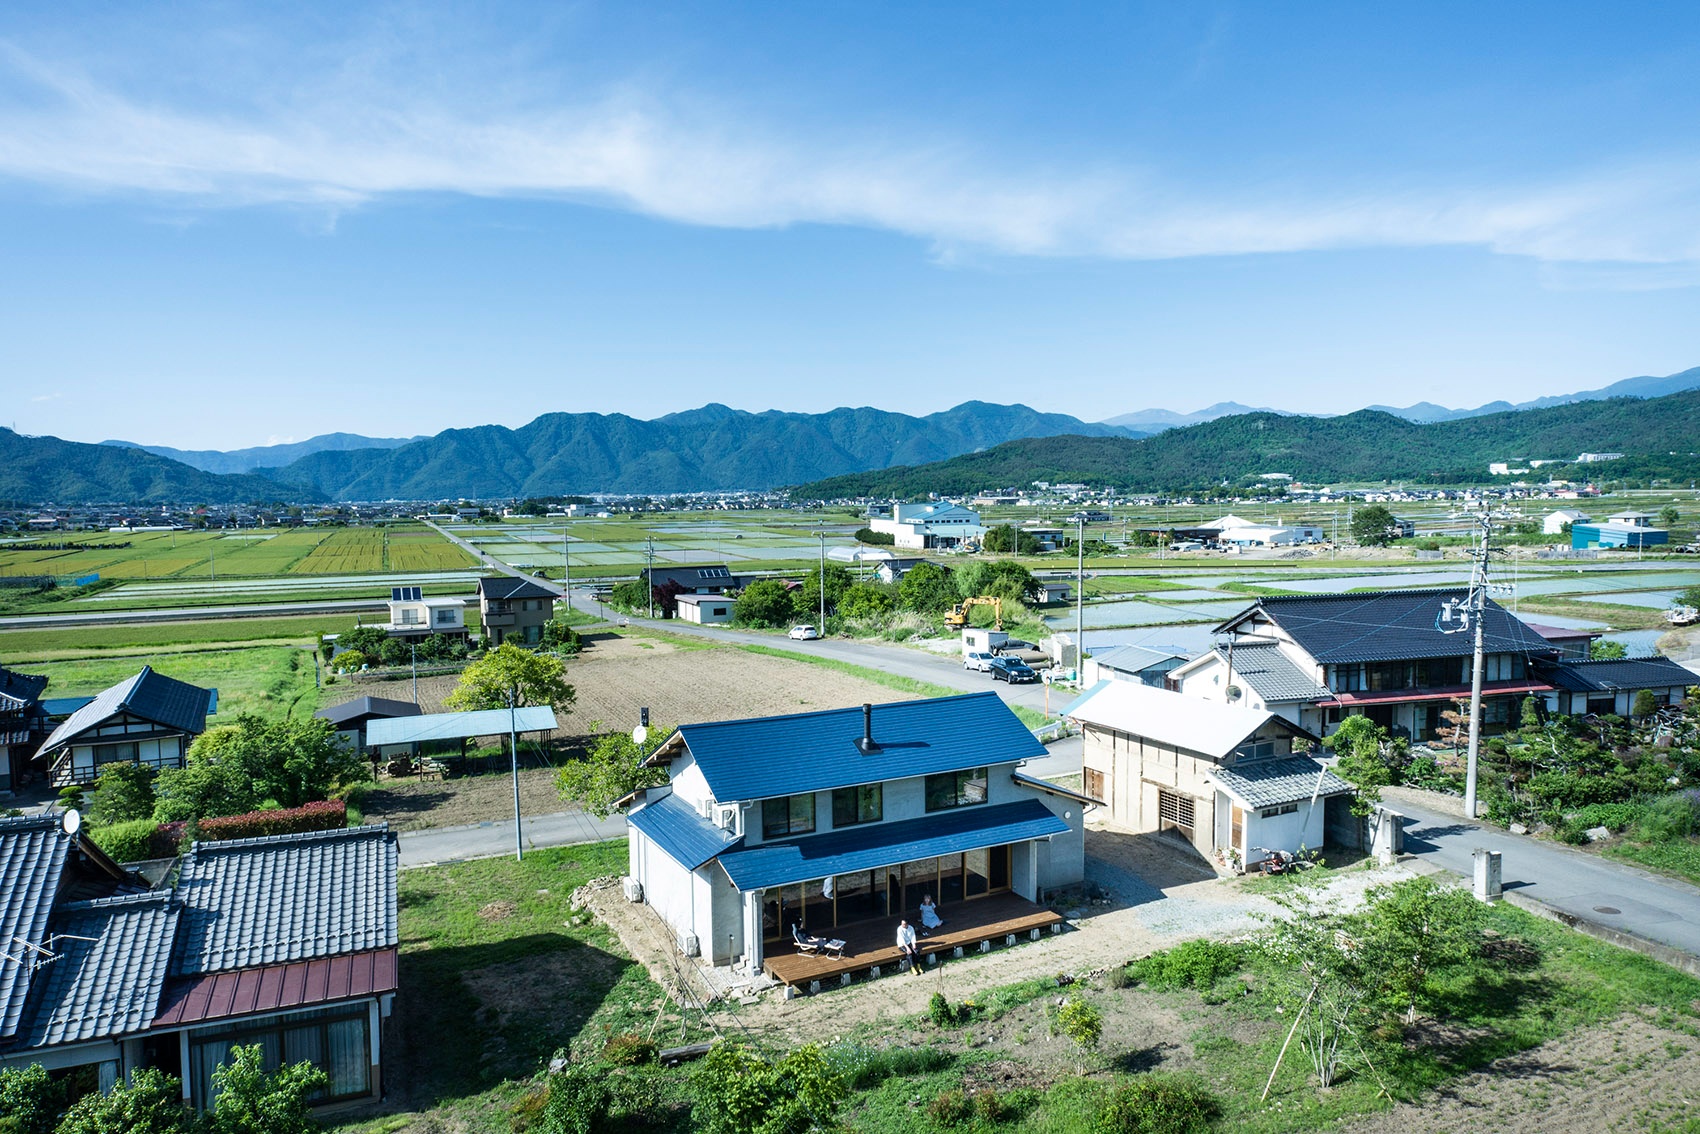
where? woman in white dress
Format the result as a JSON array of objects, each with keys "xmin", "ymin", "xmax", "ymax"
[{"xmin": 919, "ymin": 894, "xmax": 943, "ymax": 933}]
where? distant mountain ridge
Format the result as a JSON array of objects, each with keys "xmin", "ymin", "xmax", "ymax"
[
  {"xmin": 1, "ymin": 430, "xmax": 319, "ymax": 505},
  {"xmin": 795, "ymin": 388, "xmax": 1700, "ymax": 498},
  {"xmin": 265, "ymin": 402, "xmax": 1145, "ymax": 500},
  {"xmin": 101, "ymin": 432, "xmax": 423, "ymax": 475},
  {"xmin": 1107, "ymin": 365, "xmax": 1700, "ymax": 429}
]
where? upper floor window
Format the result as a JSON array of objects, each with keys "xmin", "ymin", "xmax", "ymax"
[
  {"xmin": 925, "ymin": 768, "xmax": 988, "ymax": 812},
  {"xmin": 1233, "ymin": 739, "xmax": 1278, "ymax": 761},
  {"xmin": 832, "ymin": 784, "xmax": 883, "ymax": 827},
  {"xmin": 435, "ymin": 609, "xmax": 458, "ymax": 625},
  {"xmin": 762, "ymin": 793, "xmax": 816, "ymax": 839}
]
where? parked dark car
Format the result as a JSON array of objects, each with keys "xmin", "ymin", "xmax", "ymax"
[{"xmin": 988, "ymin": 656, "xmax": 1038, "ymax": 684}]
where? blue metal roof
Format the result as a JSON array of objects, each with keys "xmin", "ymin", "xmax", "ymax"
[
  {"xmin": 365, "ymin": 705, "xmax": 557, "ymax": 746},
  {"xmin": 716, "ymin": 799, "xmax": 1068, "ymax": 892},
  {"xmin": 628, "ymin": 791, "xmax": 742, "ymax": 871},
  {"xmin": 676, "ymin": 692, "xmax": 1045, "ymax": 804}
]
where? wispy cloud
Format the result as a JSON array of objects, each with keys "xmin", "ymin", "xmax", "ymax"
[{"xmin": 1, "ymin": 38, "xmax": 1697, "ymax": 275}]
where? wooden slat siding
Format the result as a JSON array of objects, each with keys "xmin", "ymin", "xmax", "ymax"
[
  {"xmin": 763, "ymin": 895, "xmax": 1064, "ymax": 988},
  {"xmin": 152, "ymin": 948, "xmax": 397, "ymax": 1027}
]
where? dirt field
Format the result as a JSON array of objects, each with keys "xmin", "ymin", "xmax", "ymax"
[{"xmin": 331, "ymin": 633, "xmax": 919, "ymax": 830}]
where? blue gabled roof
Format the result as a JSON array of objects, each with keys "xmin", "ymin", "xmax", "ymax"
[
  {"xmin": 716, "ymin": 799, "xmax": 1068, "ymax": 892},
  {"xmin": 628, "ymin": 791, "xmax": 742, "ymax": 871},
  {"xmin": 1228, "ymin": 590, "xmax": 1554, "ymax": 665},
  {"xmin": 675, "ymin": 692, "xmax": 1045, "ymax": 804}
]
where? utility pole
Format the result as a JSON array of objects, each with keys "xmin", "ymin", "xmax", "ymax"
[
  {"xmin": 645, "ymin": 537, "xmax": 655, "ymax": 619},
  {"xmin": 1074, "ymin": 517, "xmax": 1085, "ymax": 677},
  {"xmin": 1446, "ymin": 513, "xmax": 1495, "ymax": 821},
  {"xmin": 813, "ymin": 532, "xmax": 827, "ymax": 628},
  {"xmin": 509, "ymin": 685, "xmax": 523, "ymax": 861},
  {"xmin": 410, "ymin": 642, "xmax": 418, "ymax": 704},
  {"xmin": 562, "ymin": 527, "xmax": 571, "ymax": 608}
]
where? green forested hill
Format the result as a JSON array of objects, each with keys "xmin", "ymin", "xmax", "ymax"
[
  {"xmin": 792, "ymin": 390, "xmax": 1700, "ymax": 496},
  {"xmin": 0, "ymin": 429, "xmax": 320, "ymax": 505}
]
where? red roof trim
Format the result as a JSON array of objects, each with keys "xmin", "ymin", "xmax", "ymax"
[
  {"xmin": 152, "ymin": 948, "xmax": 398, "ymax": 1028},
  {"xmin": 1318, "ymin": 681, "xmax": 1553, "ymax": 709}
]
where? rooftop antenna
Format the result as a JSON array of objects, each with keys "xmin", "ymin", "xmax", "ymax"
[{"xmin": 1, "ymin": 933, "xmax": 98, "ymax": 974}]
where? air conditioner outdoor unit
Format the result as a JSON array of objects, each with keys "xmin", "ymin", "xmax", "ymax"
[
  {"xmin": 622, "ymin": 878, "xmax": 644, "ymax": 903},
  {"xmin": 676, "ymin": 932, "xmax": 700, "ymax": 957},
  {"xmin": 718, "ymin": 807, "xmax": 738, "ymax": 831}
]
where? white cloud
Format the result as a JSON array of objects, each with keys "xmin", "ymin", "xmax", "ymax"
[{"xmin": 1, "ymin": 39, "xmax": 1697, "ymax": 275}]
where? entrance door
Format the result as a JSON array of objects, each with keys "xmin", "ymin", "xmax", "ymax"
[{"xmin": 1231, "ymin": 805, "xmax": 1244, "ymax": 857}]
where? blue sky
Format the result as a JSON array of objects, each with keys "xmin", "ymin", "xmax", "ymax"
[{"xmin": 3, "ymin": 2, "xmax": 1699, "ymax": 449}]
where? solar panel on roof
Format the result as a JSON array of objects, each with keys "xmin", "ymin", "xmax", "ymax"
[{"xmin": 391, "ymin": 586, "xmax": 422, "ymax": 602}]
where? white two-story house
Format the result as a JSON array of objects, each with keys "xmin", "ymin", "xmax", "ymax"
[
  {"xmin": 626, "ymin": 692, "xmax": 1086, "ymax": 976},
  {"xmin": 383, "ymin": 585, "xmax": 467, "ymax": 642}
]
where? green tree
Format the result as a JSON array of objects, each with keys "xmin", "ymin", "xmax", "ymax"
[
  {"xmin": 1349, "ymin": 504, "xmax": 1399, "ymax": 547},
  {"xmin": 1632, "ymin": 689, "xmax": 1658, "ymax": 719},
  {"xmin": 1678, "ymin": 584, "xmax": 1700, "ymax": 610},
  {"xmin": 337, "ymin": 626, "xmax": 390, "ymax": 657},
  {"xmin": 792, "ymin": 564, "xmax": 854, "ymax": 621},
  {"xmin": 1324, "ymin": 716, "xmax": 1398, "ymax": 815},
  {"xmin": 447, "ymin": 642, "xmax": 576, "ymax": 715},
  {"xmin": 1660, "ymin": 505, "xmax": 1680, "ymax": 527},
  {"xmin": 0, "ymin": 1063, "xmax": 61, "ymax": 1134},
  {"xmin": 852, "ymin": 527, "xmax": 894, "ymax": 546},
  {"xmin": 691, "ymin": 1042, "xmax": 847, "ymax": 1134},
  {"xmin": 556, "ymin": 726, "xmax": 672, "ymax": 819},
  {"xmin": 733, "ymin": 579, "xmax": 794, "ymax": 628},
  {"xmin": 179, "ymin": 714, "xmax": 367, "ymax": 812},
  {"xmin": 1354, "ymin": 877, "xmax": 1483, "ymax": 1024},
  {"xmin": 87, "ymin": 762, "xmax": 158, "ymax": 825},
  {"xmin": 55, "ymin": 1068, "xmax": 192, "ymax": 1134},
  {"xmin": 897, "ymin": 562, "xmax": 956, "ymax": 614},
  {"xmin": 1054, "ymin": 995, "xmax": 1103, "ymax": 1074},
  {"xmin": 837, "ymin": 582, "xmax": 895, "ymax": 620},
  {"xmin": 982, "ymin": 524, "xmax": 1040, "ymax": 554},
  {"xmin": 607, "ymin": 579, "xmax": 649, "ymax": 612},
  {"xmin": 1591, "ymin": 639, "xmax": 1627, "ymax": 660},
  {"xmin": 153, "ymin": 756, "xmax": 262, "ymax": 823},
  {"xmin": 539, "ymin": 618, "xmax": 581, "ymax": 654},
  {"xmin": 207, "ymin": 1044, "xmax": 327, "ymax": 1134}
]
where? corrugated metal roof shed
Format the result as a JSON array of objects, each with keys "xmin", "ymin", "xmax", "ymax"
[
  {"xmin": 1227, "ymin": 590, "xmax": 1554, "ymax": 664},
  {"xmin": 628, "ymin": 791, "xmax": 741, "ymax": 871},
  {"xmin": 365, "ymin": 705, "xmax": 557, "ymax": 746},
  {"xmin": 1207, "ymin": 757, "xmax": 1353, "ymax": 810},
  {"xmin": 676, "ymin": 692, "xmax": 1044, "ymax": 803},
  {"xmin": 172, "ymin": 826, "xmax": 398, "ymax": 977},
  {"xmin": 20, "ymin": 892, "xmax": 178, "ymax": 1048},
  {"xmin": 153, "ymin": 947, "xmax": 398, "ymax": 1028},
  {"xmin": 716, "ymin": 799, "xmax": 1068, "ymax": 891},
  {"xmin": 0, "ymin": 816, "xmax": 71, "ymax": 1041},
  {"xmin": 36, "ymin": 666, "xmax": 213, "ymax": 755},
  {"xmin": 1063, "ymin": 681, "xmax": 1304, "ymax": 758}
]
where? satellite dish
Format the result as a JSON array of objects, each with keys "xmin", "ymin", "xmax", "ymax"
[
  {"xmin": 61, "ymin": 809, "xmax": 81, "ymax": 836},
  {"xmin": 632, "ymin": 725, "xmax": 648, "ymax": 747}
]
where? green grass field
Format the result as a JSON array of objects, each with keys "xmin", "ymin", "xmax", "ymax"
[
  {"xmin": 0, "ymin": 613, "xmax": 359, "ymax": 660},
  {"xmin": 26, "ymin": 646, "xmax": 324, "ymax": 721}
]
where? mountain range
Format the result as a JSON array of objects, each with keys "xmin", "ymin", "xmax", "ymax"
[
  {"xmin": 1109, "ymin": 365, "xmax": 1700, "ymax": 431},
  {"xmin": 793, "ymin": 387, "xmax": 1700, "ymax": 498},
  {"xmin": 100, "ymin": 432, "xmax": 422, "ymax": 475},
  {"xmin": 0, "ymin": 429, "xmax": 319, "ymax": 505}
]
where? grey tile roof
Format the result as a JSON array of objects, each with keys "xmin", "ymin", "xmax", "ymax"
[
  {"xmin": 1225, "ymin": 643, "xmax": 1331, "ymax": 704},
  {"xmin": 1232, "ymin": 591, "xmax": 1554, "ymax": 664},
  {"xmin": 1091, "ymin": 645, "xmax": 1186, "ymax": 675},
  {"xmin": 628, "ymin": 791, "xmax": 742, "ymax": 871},
  {"xmin": 478, "ymin": 576, "xmax": 557, "ymax": 602},
  {"xmin": 0, "ymin": 816, "xmax": 71, "ymax": 1041},
  {"xmin": 20, "ymin": 892, "xmax": 178, "ymax": 1048},
  {"xmin": 672, "ymin": 692, "xmax": 1046, "ymax": 804},
  {"xmin": 37, "ymin": 666, "xmax": 213, "ymax": 756},
  {"xmin": 1537, "ymin": 657, "xmax": 1697, "ymax": 694},
  {"xmin": 172, "ymin": 826, "xmax": 398, "ymax": 977},
  {"xmin": 1209, "ymin": 757, "xmax": 1353, "ymax": 810},
  {"xmin": 0, "ymin": 667, "xmax": 47, "ymax": 714}
]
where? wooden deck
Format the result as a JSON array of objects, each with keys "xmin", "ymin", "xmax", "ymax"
[{"xmin": 762, "ymin": 894, "xmax": 1064, "ymax": 990}]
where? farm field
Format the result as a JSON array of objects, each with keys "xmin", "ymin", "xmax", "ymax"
[
  {"xmin": 0, "ymin": 613, "xmax": 358, "ymax": 661},
  {"xmin": 24, "ymin": 645, "xmax": 323, "ymax": 721}
]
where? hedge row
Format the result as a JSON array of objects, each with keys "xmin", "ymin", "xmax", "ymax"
[{"xmin": 92, "ymin": 800, "xmax": 348, "ymax": 862}]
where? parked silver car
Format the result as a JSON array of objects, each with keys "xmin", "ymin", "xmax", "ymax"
[{"xmin": 963, "ymin": 651, "xmax": 996, "ymax": 672}]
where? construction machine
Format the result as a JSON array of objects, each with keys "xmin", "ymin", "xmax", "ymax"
[{"xmin": 944, "ymin": 595, "xmax": 1003, "ymax": 630}]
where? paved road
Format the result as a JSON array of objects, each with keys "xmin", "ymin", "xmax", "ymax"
[
  {"xmin": 397, "ymin": 808, "xmax": 628, "ymax": 867},
  {"xmin": 1395, "ymin": 795, "xmax": 1700, "ymax": 957}
]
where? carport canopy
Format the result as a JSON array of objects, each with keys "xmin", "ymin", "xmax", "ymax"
[{"xmin": 365, "ymin": 706, "xmax": 558, "ymax": 746}]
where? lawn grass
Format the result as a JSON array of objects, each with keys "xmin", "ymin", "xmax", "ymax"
[
  {"xmin": 1514, "ymin": 596, "xmax": 1671, "ymax": 630},
  {"xmin": 1607, "ymin": 837, "xmax": 1700, "ymax": 887},
  {"xmin": 26, "ymin": 645, "xmax": 323, "ymax": 721}
]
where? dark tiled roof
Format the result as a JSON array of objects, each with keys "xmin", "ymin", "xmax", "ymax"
[
  {"xmin": 673, "ymin": 692, "xmax": 1045, "ymax": 803},
  {"xmin": 1234, "ymin": 591, "xmax": 1554, "ymax": 664},
  {"xmin": 1224, "ymin": 643, "xmax": 1331, "ymax": 704},
  {"xmin": 478, "ymin": 576, "xmax": 557, "ymax": 602},
  {"xmin": 315, "ymin": 696, "xmax": 421, "ymax": 728},
  {"xmin": 153, "ymin": 947, "xmax": 398, "ymax": 1028},
  {"xmin": 717, "ymin": 799, "xmax": 1068, "ymax": 891},
  {"xmin": 0, "ymin": 816, "xmax": 71, "ymax": 1040},
  {"xmin": 172, "ymin": 826, "xmax": 398, "ymax": 977},
  {"xmin": 628, "ymin": 791, "xmax": 742, "ymax": 871},
  {"xmin": 20, "ymin": 892, "xmax": 178, "ymax": 1048},
  {"xmin": 1209, "ymin": 757, "xmax": 1354, "ymax": 810},
  {"xmin": 37, "ymin": 666, "xmax": 213, "ymax": 755},
  {"xmin": 0, "ymin": 667, "xmax": 47, "ymax": 713},
  {"xmin": 1536, "ymin": 657, "xmax": 1697, "ymax": 693}
]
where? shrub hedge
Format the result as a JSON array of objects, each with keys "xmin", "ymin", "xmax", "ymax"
[{"xmin": 94, "ymin": 800, "xmax": 349, "ymax": 862}]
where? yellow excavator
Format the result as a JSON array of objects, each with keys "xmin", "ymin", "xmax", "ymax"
[{"xmin": 944, "ymin": 595, "xmax": 1003, "ymax": 630}]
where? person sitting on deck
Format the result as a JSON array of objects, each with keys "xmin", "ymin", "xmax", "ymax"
[
  {"xmin": 897, "ymin": 919, "xmax": 922, "ymax": 975},
  {"xmin": 919, "ymin": 894, "xmax": 943, "ymax": 933}
]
